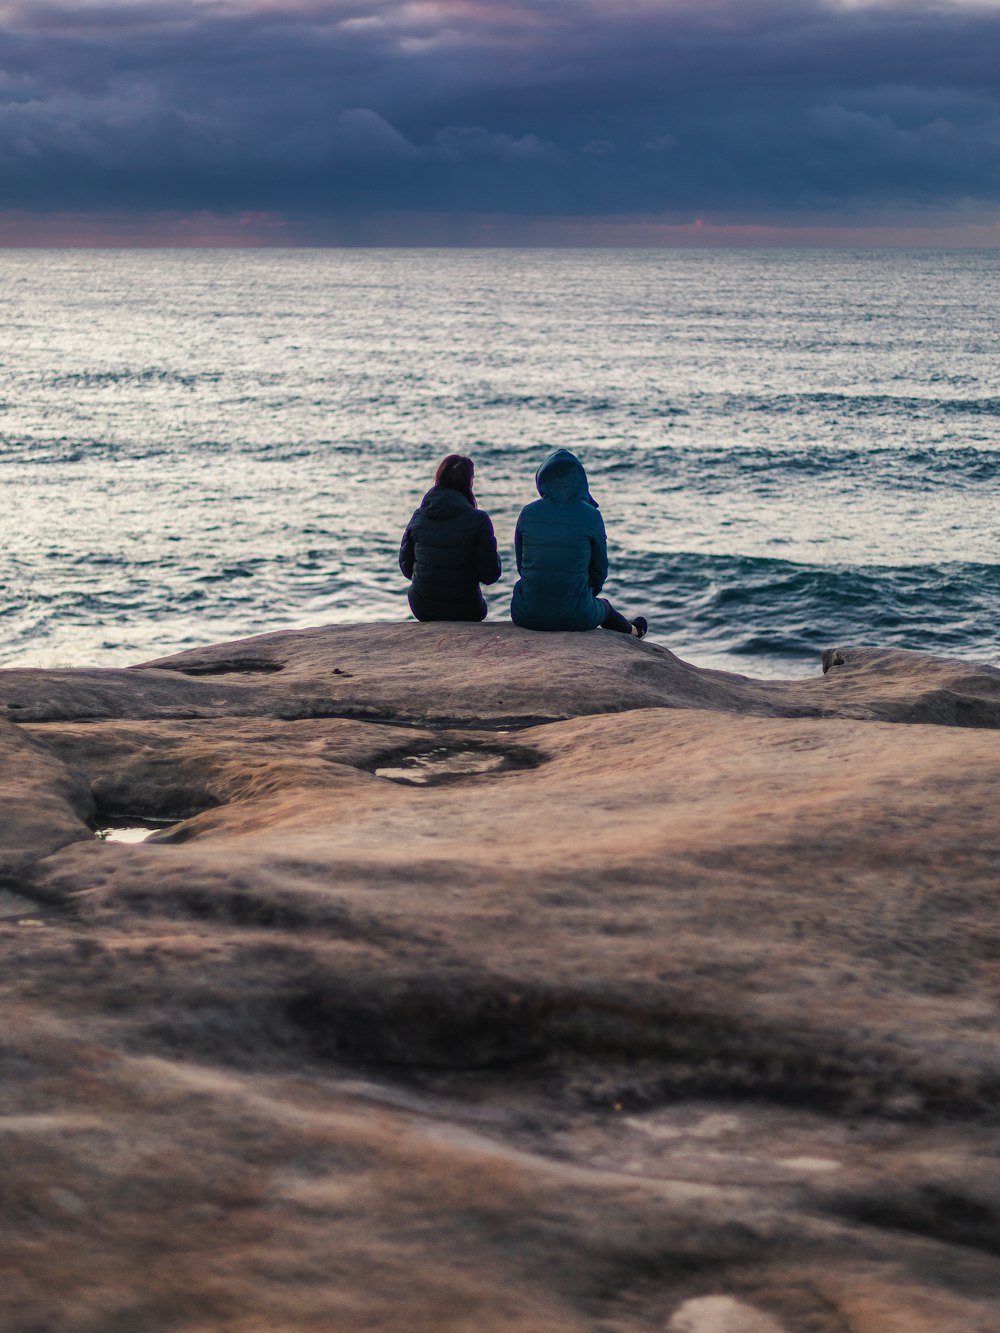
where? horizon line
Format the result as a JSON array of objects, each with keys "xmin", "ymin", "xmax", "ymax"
[{"xmin": 1, "ymin": 211, "xmax": 1000, "ymax": 250}]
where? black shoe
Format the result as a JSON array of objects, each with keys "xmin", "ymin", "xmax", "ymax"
[{"xmin": 631, "ymin": 617, "xmax": 648, "ymax": 640}]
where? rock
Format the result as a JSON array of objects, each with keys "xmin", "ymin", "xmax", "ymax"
[
  {"xmin": 1, "ymin": 621, "xmax": 998, "ymax": 728},
  {"xmin": 0, "ymin": 718, "xmax": 94, "ymax": 887},
  {"xmin": 1, "ymin": 624, "xmax": 998, "ymax": 1330},
  {"xmin": 0, "ymin": 888, "xmax": 40, "ymax": 919}
]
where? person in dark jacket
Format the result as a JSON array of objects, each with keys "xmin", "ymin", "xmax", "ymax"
[
  {"xmin": 399, "ymin": 454, "xmax": 502, "ymax": 622},
  {"xmin": 510, "ymin": 448, "xmax": 647, "ymax": 637}
]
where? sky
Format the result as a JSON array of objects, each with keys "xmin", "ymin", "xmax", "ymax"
[{"xmin": 1, "ymin": 0, "xmax": 1000, "ymax": 245}]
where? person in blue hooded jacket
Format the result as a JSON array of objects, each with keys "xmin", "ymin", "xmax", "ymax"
[
  {"xmin": 399, "ymin": 454, "xmax": 502, "ymax": 622},
  {"xmin": 510, "ymin": 449, "xmax": 647, "ymax": 637}
]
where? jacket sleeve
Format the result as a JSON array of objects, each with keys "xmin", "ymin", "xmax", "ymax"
[
  {"xmin": 588, "ymin": 512, "xmax": 608, "ymax": 594},
  {"xmin": 514, "ymin": 517, "xmax": 523, "ymax": 575},
  {"xmin": 399, "ymin": 523, "xmax": 415, "ymax": 579},
  {"xmin": 477, "ymin": 513, "xmax": 502, "ymax": 585}
]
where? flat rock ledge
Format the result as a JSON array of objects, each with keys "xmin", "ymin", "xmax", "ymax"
[
  {"xmin": 1, "ymin": 623, "xmax": 998, "ymax": 1331},
  {"xmin": 2, "ymin": 620, "xmax": 998, "ymax": 728}
]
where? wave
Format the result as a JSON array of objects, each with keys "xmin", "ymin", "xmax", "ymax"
[
  {"xmin": 610, "ymin": 551, "xmax": 1000, "ymax": 670},
  {"xmin": 453, "ymin": 390, "xmax": 639, "ymax": 415},
  {"xmin": 0, "ymin": 435, "xmax": 232, "ymax": 466},
  {"xmin": 2, "ymin": 545, "xmax": 996, "ymax": 675},
  {"xmin": 434, "ymin": 387, "xmax": 1000, "ymax": 425},
  {"xmin": 43, "ymin": 368, "xmax": 221, "ymax": 390},
  {"xmin": 717, "ymin": 392, "xmax": 1000, "ymax": 419},
  {"xmin": 587, "ymin": 442, "xmax": 1000, "ymax": 489}
]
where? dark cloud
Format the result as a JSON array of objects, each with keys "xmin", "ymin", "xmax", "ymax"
[{"xmin": 0, "ymin": 1, "xmax": 999, "ymax": 231}]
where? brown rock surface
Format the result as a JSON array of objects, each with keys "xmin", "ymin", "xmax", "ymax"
[
  {"xmin": 3, "ymin": 620, "xmax": 999, "ymax": 728},
  {"xmin": 1, "ymin": 622, "xmax": 998, "ymax": 1331}
]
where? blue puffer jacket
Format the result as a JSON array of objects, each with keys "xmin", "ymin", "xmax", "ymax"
[{"xmin": 510, "ymin": 450, "xmax": 608, "ymax": 631}]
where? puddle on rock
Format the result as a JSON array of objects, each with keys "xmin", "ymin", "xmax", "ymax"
[
  {"xmin": 374, "ymin": 747, "xmax": 511, "ymax": 786},
  {"xmin": 666, "ymin": 1296, "xmax": 788, "ymax": 1333},
  {"xmin": 94, "ymin": 818, "xmax": 180, "ymax": 845}
]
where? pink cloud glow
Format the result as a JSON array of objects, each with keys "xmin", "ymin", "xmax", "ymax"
[{"xmin": 2, "ymin": 208, "xmax": 1000, "ymax": 248}]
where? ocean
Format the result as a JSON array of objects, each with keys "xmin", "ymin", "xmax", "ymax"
[{"xmin": 1, "ymin": 247, "xmax": 998, "ymax": 677}]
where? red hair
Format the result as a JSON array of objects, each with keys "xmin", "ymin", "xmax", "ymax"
[{"xmin": 434, "ymin": 454, "xmax": 476, "ymax": 507}]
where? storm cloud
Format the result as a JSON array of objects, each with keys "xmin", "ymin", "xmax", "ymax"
[{"xmin": 1, "ymin": 0, "xmax": 999, "ymax": 237}]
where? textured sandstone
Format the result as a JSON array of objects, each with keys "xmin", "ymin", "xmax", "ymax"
[{"xmin": 1, "ymin": 622, "xmax": 998, "ymax": 1331}]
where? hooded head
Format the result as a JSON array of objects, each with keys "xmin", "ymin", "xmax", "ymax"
[{"xmin": 534, "ymin": 449, "xmax": 598, "ymax": 507}]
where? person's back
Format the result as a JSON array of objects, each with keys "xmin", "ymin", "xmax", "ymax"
[
  {"xmin": 511, "ymin": 450, "xmax": 607, "ymax": 631},
  {"xmin": 399, "ymin": 455, "xmax": 501, "ymax": 622},
  {"xmin": 511, "ymin": 448, "xmax": 647, "ymax": 638}
]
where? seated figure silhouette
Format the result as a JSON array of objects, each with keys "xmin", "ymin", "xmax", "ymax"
[
  {"xmin": 399, "ymin": 454, "xmax": 501, "ymax": 622},
  {"xmin": 510, "ymin": 449, "xmax": 647, "ymax": 638}
]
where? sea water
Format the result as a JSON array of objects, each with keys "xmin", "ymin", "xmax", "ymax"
[{"xmin": 1, "ymin": 248, "xmax": 997, "ymax": 677}]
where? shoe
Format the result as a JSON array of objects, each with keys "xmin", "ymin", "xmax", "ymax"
[{"xmin": 630, "ymin": 617, "xmax": 648, "ymax": 640}]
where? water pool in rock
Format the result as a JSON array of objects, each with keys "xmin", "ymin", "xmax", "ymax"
[
  {"xmin": 374, "ymin": 747, "xmax": 512, "ymax": 785},
  {"xmin": 94, "ymin": 818, "xmax": 180, "ymax": 844}
]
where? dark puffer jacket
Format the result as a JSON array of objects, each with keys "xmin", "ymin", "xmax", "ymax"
[
  {"xmin": 399, "ymin": 485, "xmax": 502, "ymax": 622},
  {"xmin": 510, "ymin": 449, "xmax": 607, "ymax": 631}
]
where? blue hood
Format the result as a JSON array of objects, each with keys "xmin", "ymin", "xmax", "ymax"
[{"xmin": 534, "ymin": 449, "xmax": 598, "ymax": 507}]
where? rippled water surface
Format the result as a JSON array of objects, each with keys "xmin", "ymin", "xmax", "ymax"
[{"xmin": 1, "ymin": 248, "xmax": 998, "ymax": 676}]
